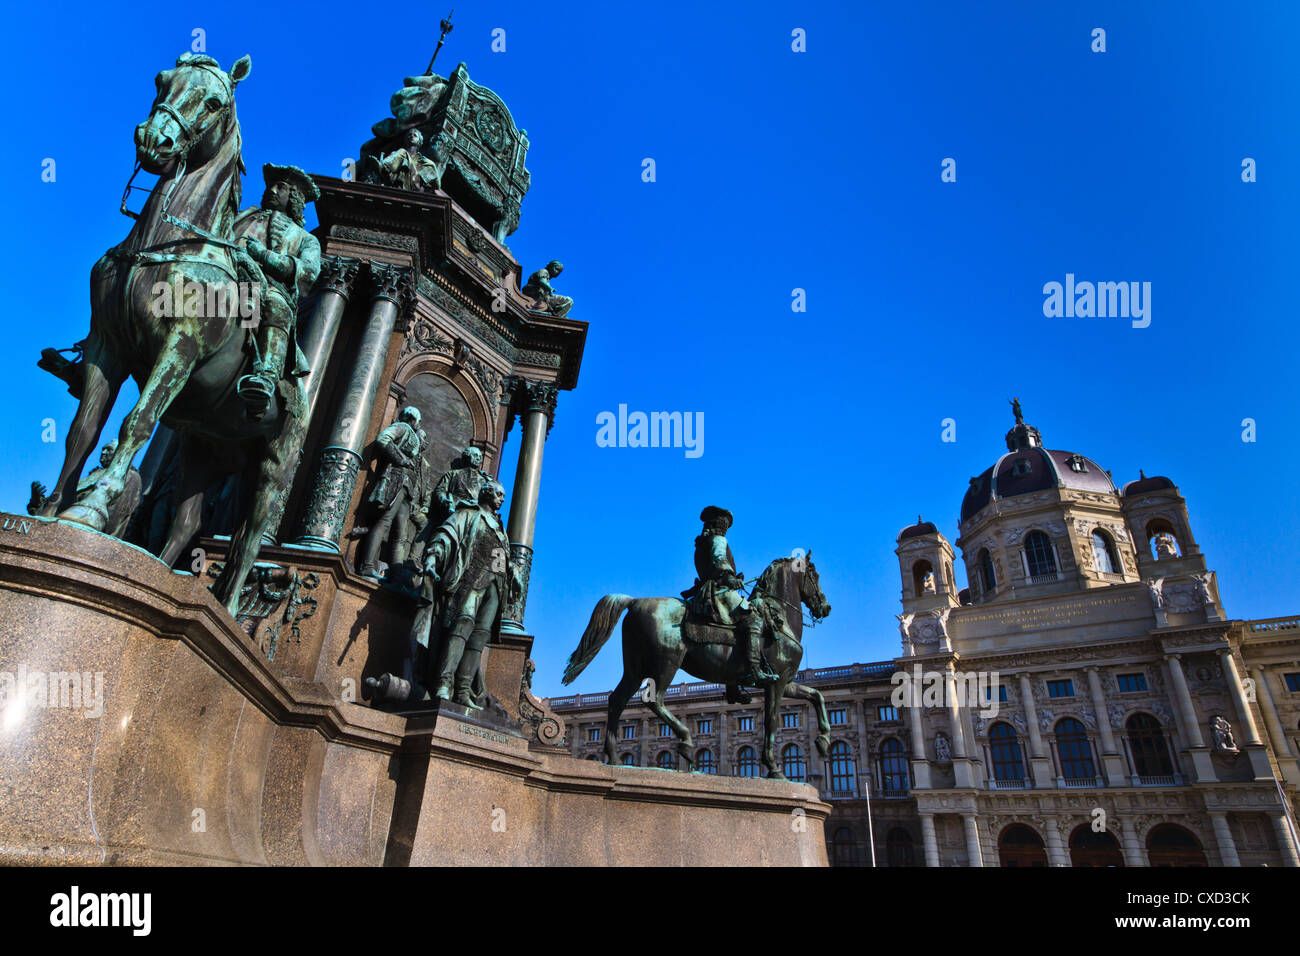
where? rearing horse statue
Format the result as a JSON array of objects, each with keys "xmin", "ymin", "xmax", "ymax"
[
  {"xmin": 562, "ymin": 555, "xmax": 833, "ymax": 778},
  {"xmin": 35, "ymin": 53, "xmax": 308, "ymax": 615}
]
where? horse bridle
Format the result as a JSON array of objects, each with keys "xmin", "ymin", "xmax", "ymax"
[{"xmin": 119, "ymin": 62, "xmax": 237, "ymax": 221}]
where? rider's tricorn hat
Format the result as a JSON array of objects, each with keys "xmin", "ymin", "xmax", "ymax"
[
  {"xmin": 263, "ymin": 163, "xmax": 320, "ymax": 203},
  {"xmin": 699, "ymin": 506, "xmax": 733, "ymax": 530}
]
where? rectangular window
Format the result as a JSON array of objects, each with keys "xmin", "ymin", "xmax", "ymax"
[
  {"xmin": 621, "ymin": 724, "xmax": 636, "ymax": 740},
  {"xmin": 1047, "ymin": 680, "xmax": 1074, "ymax": 698},
  {"xmin": 828, "ymin": 707, "xmax": 847, "ymax": 726},
  {"xmin": 781, "ymin": 712, "xmax": 800, "ymax": 729},
  {"xmin": 696, "ymin": 718, "xmax": 713, "ymax": 735},
  {"xmin": 737, "ymin": 715, "xmax": 754, "ymax": 732},
  {"xmin": 587, "ymin": 727, "xmax": 600, "ymax": 743},
  {"xmin": 983, "ymin": 684, "xmax": 1009, "ymax": 702},
  {"xmin": 1284, "ymin": 673, "xmax": 1300, "ymax": 693},
  {"xmin": 1117, "ymin": 673, "xmax": 1148, "ymax": 693},
  {"xmin": 877, "ymin": 705, "xmax": 898, "ymax": 722},
  {"xmin": 659, "ymin": 722, "xmax": 672, "ymax": 737}
]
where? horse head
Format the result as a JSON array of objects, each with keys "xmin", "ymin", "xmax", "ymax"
[
  {"xmin": 135, "ymin": 53, "xmax": 250, "ymax": 175},
  {"xmin": 798, "ymin": 550, "xmax": 831, "ymax": 621}
]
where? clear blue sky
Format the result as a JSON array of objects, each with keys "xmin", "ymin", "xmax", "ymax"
[{"xmin": 3, "ymin": 2, "xmax": 1297, "ymax": 698}]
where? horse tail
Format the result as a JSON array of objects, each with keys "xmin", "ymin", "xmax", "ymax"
[{"xmin": 562, "ymin": 594, "xmax": 634, "ymax": 685}]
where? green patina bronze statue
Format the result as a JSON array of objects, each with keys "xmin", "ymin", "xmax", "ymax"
[
  {"xmin": 562, "ymin": 510, "xmax": 833, "ymax": 777},
  {"xmin": 522, "ymin": 261, "xmax": 573, "ymax": 318},
  {"xmin": 32, "ymin": 53, "xmax": 313, "ymax": 616},
  {"xmin": 367, "ymin": 479, "xmax": 523, "ymax": 709},
  {"xmin": 231, "ymin": 163, "xmax": 321, "ymax": 419},
  {"xmin": 357, "ymin": 406, "xmax": 429, "ymax": 580}
]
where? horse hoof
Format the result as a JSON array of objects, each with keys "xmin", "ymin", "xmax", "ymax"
[
  {"xmin": 57, "ymin": 502, "xmax": 109, "ymax": 532},
  {"xmin": 768, "ymin": 772, "xmax": 786, "ymax": 781},
  {"xmin": 815, "ymin": 735, "xmax": 831, "ymax": 757}
]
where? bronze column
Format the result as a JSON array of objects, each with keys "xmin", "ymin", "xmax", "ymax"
[
  {"xmin": 502, "ymin": 378, "xmax": 558, "ymax": 632},
  {"xmin": 299, "ymin": 255, "xmax": 362, "ymax": 418},
  {"xmin": 293, "ymin": 264, "xmax": 411, "ymax": 552},
  {"xmin": 261, "ymin": 256, "xmax": 362, "ymax": 544}
]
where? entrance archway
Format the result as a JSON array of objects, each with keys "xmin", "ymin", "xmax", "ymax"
[
  {"xmin": 1069, "ymin": 824, "xmax": 1124, "ymax": 867},
  {"xmin": 998, "ymin": 823, "xmax": 1048, "ymax": 867},
  {"xmin": 1146, "ymin": 823, "xmax": 1208, "ymax": 867}
]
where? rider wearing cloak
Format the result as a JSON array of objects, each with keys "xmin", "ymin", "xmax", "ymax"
[{"xmin": 682, "ymin": 506, "xmax": 779, "ymax": 692}]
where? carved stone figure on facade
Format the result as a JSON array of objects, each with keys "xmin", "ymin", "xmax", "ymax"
[
  {"xmin": 522, "ymin": 261, "xmax": 573, "ymax": 318},
  {"xmin": 896, "ymin": 612, "xmax": 914, "ymax": 655},
  {"xmin": 1145, "ymin": 578, "xmax": 1165, "ymax": 610},
  {"xmin": 357, "ymin": 407, "xmax": 427, "ymax": 579},
  {"xmin": 30, "ymin": 441, "xmax": 142, "ymax": 538},
  {"xmin": 934, "ymin": 733, "xmax": 952, "ymax": 762},
  {"xmin": 681, "ymin": 506, "xmax": 779, "ymax": 703},
  {"xmin": 1153, "ymin": 533, "xmax": 1179, "ymax": 561},
  {"xmin": 370, "ymin": 128, "xmax": 442, "ymax": 192},
  {"xmin": 1212, "ymin": 715, "xmax": 1238, "ymax": 752},
  {"xmin": 921, "ymin": 571, "xmax": 937, "ymax": 594},
  {"xmin": 1191, "ymin": 572, "xmax": 1214, "ymax": 607},
  {"xmin": 231, "ymin": 164, "xmax": 322, "ymax": 420}
]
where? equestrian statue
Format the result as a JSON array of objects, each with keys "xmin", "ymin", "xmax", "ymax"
[{"xmin": 562, "ymin": 506, "xmax": 833, "ymax": 778}]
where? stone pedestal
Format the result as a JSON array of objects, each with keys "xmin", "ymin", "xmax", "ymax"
[{"xmin": 0, "ymin": 517, "xmax": 826, "ymax": 867}]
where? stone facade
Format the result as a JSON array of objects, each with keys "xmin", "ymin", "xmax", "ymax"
[{"xmin": 550, "ymin": 412, "xmax": 1300, "ymax": 866}]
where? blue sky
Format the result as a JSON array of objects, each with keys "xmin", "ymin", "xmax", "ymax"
[{"xmin": 3, "ymin": 1, "xmax": 1297, "ymax": 698}]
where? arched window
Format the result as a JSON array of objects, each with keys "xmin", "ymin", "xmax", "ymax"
[
  {"xmin": 998, "ymin": 824, "xmax": 1048, "ymax": 867},
  {"xmin": 977, "ymin": 548, "xmax": 996, "ymax": 594},
  {"xmin": 1024, "ymin": 531, "xmax": 1057, "ymax": 580},
  {"xmin": 989, "ymin": 722, "xmax": 1025, "ymax": 782},
  {"xmin": 620, "ymin": 752, "xmax": 636, "ymax": 766},
  {"xmin": 1055, "ymin": 718, "xmax": 1096, "ymax": 780},
  {"xmin": 695, "ymin": 748, "xmax": 716, "ymax": 774},
  {"xmin": 1091, "ymin": 530, "xmax": 1120, "ymax": 574},
  {"xmin": 1126, "ymin": 713, "xmax": 1174, "ymax": 778},
  {"xmin": 1146, "ymin": 824, "xmax": 1208, "ymax": 867},
  {"xmin": 886, "ymin": 827, "xmax": 915, "ymax": 867},
  {"xmin": 831, "ymin": 827, "xmax": 858, "ymax": 867},
  {"xmin": 1069, "ymin": 825, "xmax": 1124, "ymax": 867},
  {"xmin": 912, "ymin": 559, "xmax": 934, "ymax": 597},
  {"xmin": 1145, "ymin": 519, "xmax": 1181, "ymax": 560},
  {"xmin": 782, "ymin": 744, "xmax": 807, "ymax": 782},
  {"xmin": 880, "ymin": 738, "xmax": 909, "ymax": 793},
  {"xmin": 828, "ymin": 741, "xmax": 855, "ymax": 792},
  {"xmin": 735, "ymin": 746, "xmax": 758, "ymax": 777},
  {"xmin": 656, "ymin": 751, "xmax": 676, "ymax": 770}
]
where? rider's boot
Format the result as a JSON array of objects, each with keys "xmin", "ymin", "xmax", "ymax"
[
  {"xmin": 740, "ymin": 617, "xmax": 780, "ymax": 687},
  {"xmin": 237, "ymin": 328, "xmax": 287, "ymax": 421},
  {"xmin": 725, "ymin": 684, "xmax": 753, "ymax": 705}
]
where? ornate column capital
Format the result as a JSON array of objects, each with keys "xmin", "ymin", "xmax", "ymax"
[
  {"xmin": 520, "ymin": 379, "xmax": 559, "ymax": 435},
  {"xmin": 317, "ymin": 255, "xmax": 363, "ymax": 301},
  {"xmin": 369, "ymin": 262, "xmax": 416, "ymax": 331}
]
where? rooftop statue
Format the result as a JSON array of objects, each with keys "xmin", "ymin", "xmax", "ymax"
[
  {"xmin": 32, "ymin": 53, "xmax": 312, "ymax": 616},
  {"xmin": 359, "ymin": 60, "xmax": 531, "ymax": 241},
  {"xmin": 522, "ymin": 261, "xmax": 573, "ymax": 317}
]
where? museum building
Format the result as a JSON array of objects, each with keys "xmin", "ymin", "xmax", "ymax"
[{"xmin": 549, "ymin": 409, "xmax": 1300, "ymax": 866}]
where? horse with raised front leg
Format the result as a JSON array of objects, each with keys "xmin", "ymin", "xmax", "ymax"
[{"xmin": 562, "ymin": 554, "xmax": 832, "ymax": 777}]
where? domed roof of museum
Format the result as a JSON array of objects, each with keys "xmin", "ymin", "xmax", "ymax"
[
  {"xmin": 898, "ymin": 516, "xmax": 938, "ymax": 540},
  {"xmin": 1122, "ymin": 470, "xmax": 1175, "ymax": 495},
  {"xmin": 959, "ymin": 406, "xmax": 1117, "ymax": 523}
]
